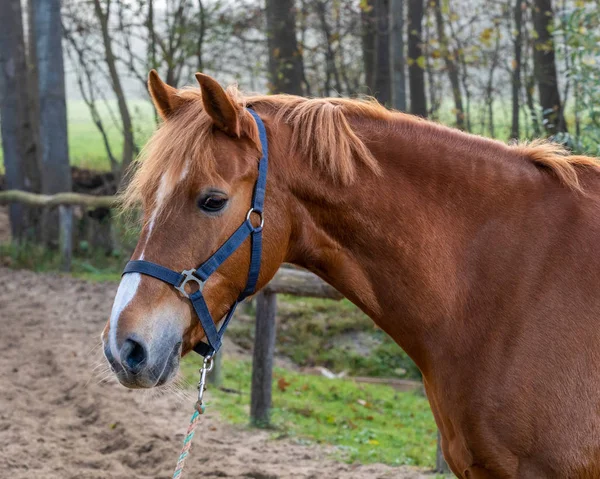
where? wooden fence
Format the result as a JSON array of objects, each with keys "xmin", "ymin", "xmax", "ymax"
[
  {"xmin": 0, "ymin": 190, "xmax": 117, "ymax": 271},
  {"xmin": 0, "ymin": 189, "xmax": 450, "ymax": 473}
]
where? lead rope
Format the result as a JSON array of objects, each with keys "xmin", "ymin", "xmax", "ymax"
[{"xmin": 172, "ymin": 355, "xmax": 214, "ymax": 479}]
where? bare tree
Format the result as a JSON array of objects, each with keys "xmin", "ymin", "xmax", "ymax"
[
  {"xmin": 0, "ymin": 0, "xmax": 41, "ymax": 241},
  {"xmin": 361, "ymin": 0, "xmax": 376, "ymax": 92},
  {"xmin": 197, "ymin": 0, "xmax": 206, "ymax": 71},
  {"xmin": 64, "ymin": 33, "xmax": 119, "ymax": 174},
  {"xmin": 522, "ymin": 3, "xmax": 541, "ymax": 136},
  {"xmin": 511, "ymin": 0, "xmax": 524, "ymax": 139},
  {"xmin": 93, "ymin": 0, "xmax": 136, "ymax": 179},
  {"xmin": 408, "ymin": 0, "xmax": 426, "ymax": 116},
  {"xmin": 31, "ymin": 0, "xmax": 71, "ymax": 244},
  {"xmin": 314, "ymin": 0, "xmax": 343, "ymax": 96},
  {"xmin": 374, "ymin": 0, "xmax": 391, "ymax": 104},
  {"xmin": 432, "ymin": 0, "xmax": 464, "ymax": 129},
  {"xmin": 266, "ymin": 0, "xmax": 304, "ymax": 95},
  {"xmin": 532, "ymin": 0, "xmax": 566, "ymax": 135},
  {"xmin": 484, "ymin": 20, "xmax": 502, "ymax": 138},
  {"xmin": 26, "ymin": 0, "xmax": 41, "ymax": 176},
  {"xmin": 446, "ymin": 7, "xmax": 475, "ymax": 132},
  {"xmin": 391, "ymin": 0, "xmax": 407, "ymax": 110}
]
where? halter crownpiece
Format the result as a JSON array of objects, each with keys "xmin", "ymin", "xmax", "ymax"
[{"xmin": 122, "ymin": 108, "xmax": 268, "ymax": 357}]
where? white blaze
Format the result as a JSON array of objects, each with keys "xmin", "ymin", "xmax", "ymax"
[
  {"xmin": 107, "ymin": 159, "xmax": 190, "ymax": 359},
  {"xmin": 109, "ymin": 272, "xmax": 142, "ymax": 359}
]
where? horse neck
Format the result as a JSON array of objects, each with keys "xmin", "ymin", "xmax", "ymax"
[{"xmin": 273, "ymin": 113, "xmax": 541, "ymax": 373}]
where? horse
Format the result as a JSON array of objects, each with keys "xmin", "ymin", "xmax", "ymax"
[{"xmin": 102, "ymin": 70, "xmax": 600, "ymax": 478}]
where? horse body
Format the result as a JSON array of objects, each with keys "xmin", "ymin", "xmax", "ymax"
[
  {"xmin": 273, "ymin": 114, "xmax": 600, "ymax": 477},
  {"xmin": 103, "ymin": 71, "xmax": 600, "ymax": 478}
]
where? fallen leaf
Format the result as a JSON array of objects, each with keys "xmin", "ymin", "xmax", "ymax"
[{"xmin": 277, "ymin": 377, "xmax": 291, "ymax": 392}]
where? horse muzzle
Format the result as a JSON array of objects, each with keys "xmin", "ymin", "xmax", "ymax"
[{"xmin": 103, "ymin": 333, "xmax": 182, "ymax": 388}]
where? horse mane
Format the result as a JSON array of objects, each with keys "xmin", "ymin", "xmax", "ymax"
[
  {"xmin": 245, "ymin": 92, "xmax": 599, "ymax": 192},
  {"xmin": 511, "ymin": 139, "xmax": 599, "ymax": 192},
  {"xmin": 245, "ymin": 94, "xmax": 385, "ymax": 184},
  {"xmin": 122, "ymin": 85, "xmax": 599, "ymax": 215}
]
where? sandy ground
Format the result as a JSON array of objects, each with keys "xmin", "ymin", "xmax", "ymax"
[{"xmin": 0, "ymin": 207, "xmax": 433, "ymax": 478}]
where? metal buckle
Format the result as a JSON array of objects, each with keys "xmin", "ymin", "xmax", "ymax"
[
  {"xmin": 175, "ymin": 269, "xmax": 204, "ymax": 298},
  {"xmin": 196, "ymin": 355, "xmax": 214, "ymax": 413},
  {"xmin": 246, "ymin": 208, "xmax": 264, "ymax": 230}
]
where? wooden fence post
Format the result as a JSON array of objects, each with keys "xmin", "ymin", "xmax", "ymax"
[
  {"xmin": 58, "ymin": 205, "xmax": 73, "ymax": 272},
  {"xmin": 250, "ymin": 290, "xmax": 277, "ymax": 427},
  {"xmin": 436, "ymin": 429, "xmax": 451, "ymax": 474}
]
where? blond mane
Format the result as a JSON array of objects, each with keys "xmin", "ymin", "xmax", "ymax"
[
  {"xmin": 246, "ymin": 94, "xmax": 385, "ymax": 184},
  {"xmin": 122, "ymin": 85, "xmax": 599, "ymax": 216},
  {"xmin": 511, "ymin": 139, "xmax": 599, "ymax": 192}
]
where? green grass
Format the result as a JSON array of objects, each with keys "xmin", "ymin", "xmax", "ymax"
[
  {"xmin": 181, "ymin": 356, "xmax": 437, "ymax": 467},
  {"xmin": 0, "ymin": 241, "xmax": 123, "ymax": 282},
  {"xmin": 0, "ymin": 99, "xmax": 156, "ymax": 172},
  {"xmin": 66, "ymin": 100, "xmax": 156, "ymax": 171},
  {"xmin": 231, "ymin": 295, "xmax": 421, "ymax": 379}
]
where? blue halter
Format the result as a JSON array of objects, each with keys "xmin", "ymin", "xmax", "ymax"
[{"xmin": 122, "ymin": 109, "xmax": 268, "ymax": 357}]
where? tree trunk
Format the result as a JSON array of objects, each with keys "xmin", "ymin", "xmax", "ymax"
[
  {"xmin": 32, "ymin": 0, "xmax": 71, "ymax": 193},
  {"xmin": 93, "ymin": 0, "xmax": 136, "ymax": 179},
  {"xmin": 31, "ymin": 0, "xmax": 71, "ymax": 246},
  {"xmin": 391, "ymin": 0, "xmax": 407, "ymax": 111},
  {"xmin": 32, "ymin": 0, "xmax": 72, "ymax": 245},
  {"xmin": 532, "ymin": 0, "xmax": 566, "ymax": 135},
  {"xmin": 27, "ymin": 0, "xmax": 41, "ymax": 182},
  {"xmin": 361, "ymin": 0, "xmax": 376, "ymax": 92},
  {"xmin": 407, "ymin": 0, "xmax": 426, "ymax": 117},
  {"xmin": 315, "ymin": 0, "xmax": 343, "ymax": 96},
  {"xmin": 147, "ymin": 0, "xmax": 157, "ymax": 70},
  {"xmin": 0, "ymin": 0, "xmax": 41, "ymax": 242},
  {"xmin": 265, "ymin": 0, "xmax": 304, "ymax": 95},
  {"xmin": 522, "ymin": 7, "xmax": 541, "ymax": 137},
  {"xmin": 485, "ymin": 24, "xmax": 502, "ymax": 138},
  {"xmin": 374, "ymin": 0, "xmax": 391, "ymax": 105},
  {"xmin": 197, "ymin": 0, "xmax": 206, "ymax": 72},
  {"xmin": 432, "ymin": 0, "xmax": 464, "ymax": 129},
  {"xmin": 511, "ymin": 0, "xmax": 524, "ymax": 139},
  {"xmin": 526, "ymin": 74, "xmax": 542, "ymax": 137}
]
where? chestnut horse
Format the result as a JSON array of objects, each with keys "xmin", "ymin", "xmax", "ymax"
[{"xmin": 103, "ymin": 70, "xmax": 600, "ymax": 478}]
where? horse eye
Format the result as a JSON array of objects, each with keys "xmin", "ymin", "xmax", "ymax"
[{"xmin": 198, "ymin": 195, "xmax": 228, "ymax": 212}]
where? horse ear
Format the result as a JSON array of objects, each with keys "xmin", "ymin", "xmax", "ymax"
[
  {"xmin": 195, "ymin": 73, "xmax": 240, "ymax": 137},
  {"xmin": 148, "ymin": 70, "xmax": 186, "ymax": 120}
]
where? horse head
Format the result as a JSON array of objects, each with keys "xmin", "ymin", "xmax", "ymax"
[{"xmin": 102, "ymin": 71, "xmax": 288, "ymax": 388}]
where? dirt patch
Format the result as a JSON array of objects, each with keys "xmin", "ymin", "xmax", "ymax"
[{"xmin": 0, "ymin": 266, "xmax": 433, "ymax": 478}]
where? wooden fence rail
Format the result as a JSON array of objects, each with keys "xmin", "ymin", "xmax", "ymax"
[
  {"xmin": 0, "ymin": 189, "xmax": 118, "ymax": 208},
  {"xmin": 0, "ymin": 190, "xmax": 119, "ymax": 271},
  {"xmin": 0, "ymin": 189, "xmax": 450, "ymax": 472}
]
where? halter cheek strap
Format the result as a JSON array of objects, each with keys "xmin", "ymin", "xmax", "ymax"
[{"xmin": 122, "ymin": 108, "xmax": 268, "ymax": 357}]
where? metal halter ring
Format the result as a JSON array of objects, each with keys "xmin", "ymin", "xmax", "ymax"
[
  {"xmin": 246, "ymin": 207, "xmax": 265, "ymax": 230},
  {"xmin": 175, "ymin": 269, "xmax": 205, "ymax": 298}
]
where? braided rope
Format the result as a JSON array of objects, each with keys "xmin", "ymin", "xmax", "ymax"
[{"xmin": 172, "ymin": 405, "xmax": 205, "ymax": 478}]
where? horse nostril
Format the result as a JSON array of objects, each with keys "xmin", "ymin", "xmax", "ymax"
[{"xmin": 120, "ymin": 338, "xmax": 148, "ymax": 374}]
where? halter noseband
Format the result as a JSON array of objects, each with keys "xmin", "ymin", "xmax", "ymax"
[{"xmin": 122, "ymin": 108, "xmax": 268, "ymax": 357}]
